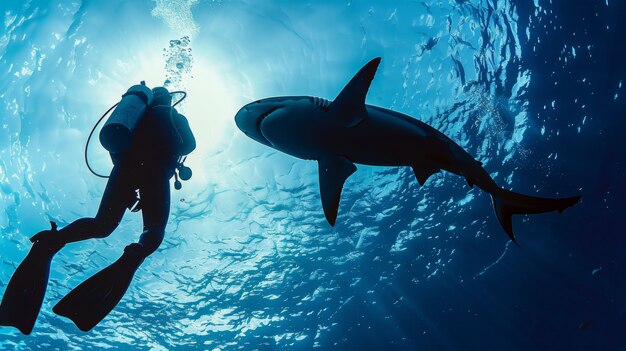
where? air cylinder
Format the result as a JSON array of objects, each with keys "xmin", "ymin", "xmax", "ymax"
[{"xmin": 99, "ymin": 82, "xmax": 154, "ymax": 153}]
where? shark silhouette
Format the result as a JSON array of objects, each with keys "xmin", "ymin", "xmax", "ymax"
[{"xmin": 234, "ymin": 57, "xmax": 581, "ymax": 242}]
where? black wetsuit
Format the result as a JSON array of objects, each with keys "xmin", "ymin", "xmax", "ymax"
[{"xmin": 56, "ymin": 104, "xmax": 196, "ymax": 257}]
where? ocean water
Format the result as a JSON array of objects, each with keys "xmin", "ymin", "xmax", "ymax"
[{"xmin": 0, "ymin": 0, "xmax": 624, "ymax": 350}]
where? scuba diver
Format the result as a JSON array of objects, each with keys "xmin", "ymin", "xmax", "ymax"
[{"xmin": 0, "ymin": 83, "xmax": 196, "ymax": 334}]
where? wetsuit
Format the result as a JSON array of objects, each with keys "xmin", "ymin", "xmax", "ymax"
[
  {"xmin": 55, "ymin": 95, "xmax": 196, "ymax": 256},
  {"xmin": 0, "ymin": 86, "xmax": 196, "ymax": 334}
]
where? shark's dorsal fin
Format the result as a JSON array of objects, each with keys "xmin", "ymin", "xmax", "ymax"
[
  {"xmin": 330, "ymin": 57, "xmax": 381, "ymax": 127},
  {"xmin": 318, "ymin": 156, "xmax": 357, "ymax": 226}
]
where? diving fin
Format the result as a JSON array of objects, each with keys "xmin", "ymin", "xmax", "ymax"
[
  {"xmin": 491, "ymin": 188, "xmax": 581, "ymax": 243},
  {"xmin": 53, "ymin": 244, "xmax": 145, "ymax": 332},
  {"xmin": 0, "ymin": 221, "xmax": 63, "ymax": 335}
]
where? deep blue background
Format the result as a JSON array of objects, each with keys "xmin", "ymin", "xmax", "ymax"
[
  {"xmin": 325, "ymin": 1, "xmax": 626, "ymax": 349},
  {"xmin": 0, "ymin": 0, "xmax": 624, "ymax": 350}
]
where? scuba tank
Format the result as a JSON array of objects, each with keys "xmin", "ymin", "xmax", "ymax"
[
  {"xmin": 86, "ymin": 82, "xmax": 192, "ymax": 190},
  {"xmin": 99, "ymin": 81, "xmax": 154, "ymax": 153}
]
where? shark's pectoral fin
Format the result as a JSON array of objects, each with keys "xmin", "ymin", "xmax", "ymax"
[
  {"xmin": 318, "ymin": 156, "xmax": 357, "ymax": 226},
  {"xmin": 330, "ymin": 57, "xmax": 381, "ymax": 128},
  {"xmin": 411, "ymin": 164, "xmax": 439, "ymax": 186}
]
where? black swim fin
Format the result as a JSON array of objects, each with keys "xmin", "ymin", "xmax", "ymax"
[
  {"xmin": 53, "ymin": 244, "xmax": 145, "ymax": 332},
  {"xmin": 0, "ymin": 221, "xmax": 64, "ymax": 335}
]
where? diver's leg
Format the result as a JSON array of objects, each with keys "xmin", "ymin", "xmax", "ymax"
[
  {"xmin": 137, "ymin": 174, "xmax": 171, "ymax": 256},
  {"xmin": 52, "ymin": 166, "xmax": 135, "ymax": 244},
  {"xmin": 0, "ymin": 167, "xmax": 135, "ymax": 334},
  {"xmin": 52, "ymin": 175, "xmax": 171, "ymax": 331}
]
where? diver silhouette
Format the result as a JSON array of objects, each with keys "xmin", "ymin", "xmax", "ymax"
[{"xmin": 0, "ymin": 84, "xmax": 196, "ymax": 334}]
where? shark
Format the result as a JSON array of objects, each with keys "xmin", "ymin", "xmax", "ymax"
[{"xmin": 234, "ymin": 57, "xmax": 581, "ymax": 242}]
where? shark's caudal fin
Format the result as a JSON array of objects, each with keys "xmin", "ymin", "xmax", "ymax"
[
  {"xmin": 491, "ymin": 188, "xmax": 581, "ymax": 243},
  {"xmin": 330, "ymin": 57, "xmax": 381, "ymax": 127}
]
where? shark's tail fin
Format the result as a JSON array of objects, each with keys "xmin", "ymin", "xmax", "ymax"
[{"xmin": 491, "ymin": 188, "xmax": 581, "ymax": 244}]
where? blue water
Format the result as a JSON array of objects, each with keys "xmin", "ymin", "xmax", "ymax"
[{"xmin": 1, "ymin": 0, "xmax": 624, "ymax": 350}]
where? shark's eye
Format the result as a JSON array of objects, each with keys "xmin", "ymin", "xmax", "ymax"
[{"xmin": 255, "ymin": 100, "xmax": 262, "ymax": 103}]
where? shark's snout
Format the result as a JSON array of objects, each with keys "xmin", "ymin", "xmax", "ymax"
[
  {"xmin": 235, "ymin": 102, "xmax": 275, "ymax": 147},
  {"xmin": 234, "ymin": 107, "xmax": 249, "ymax": 134}
]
